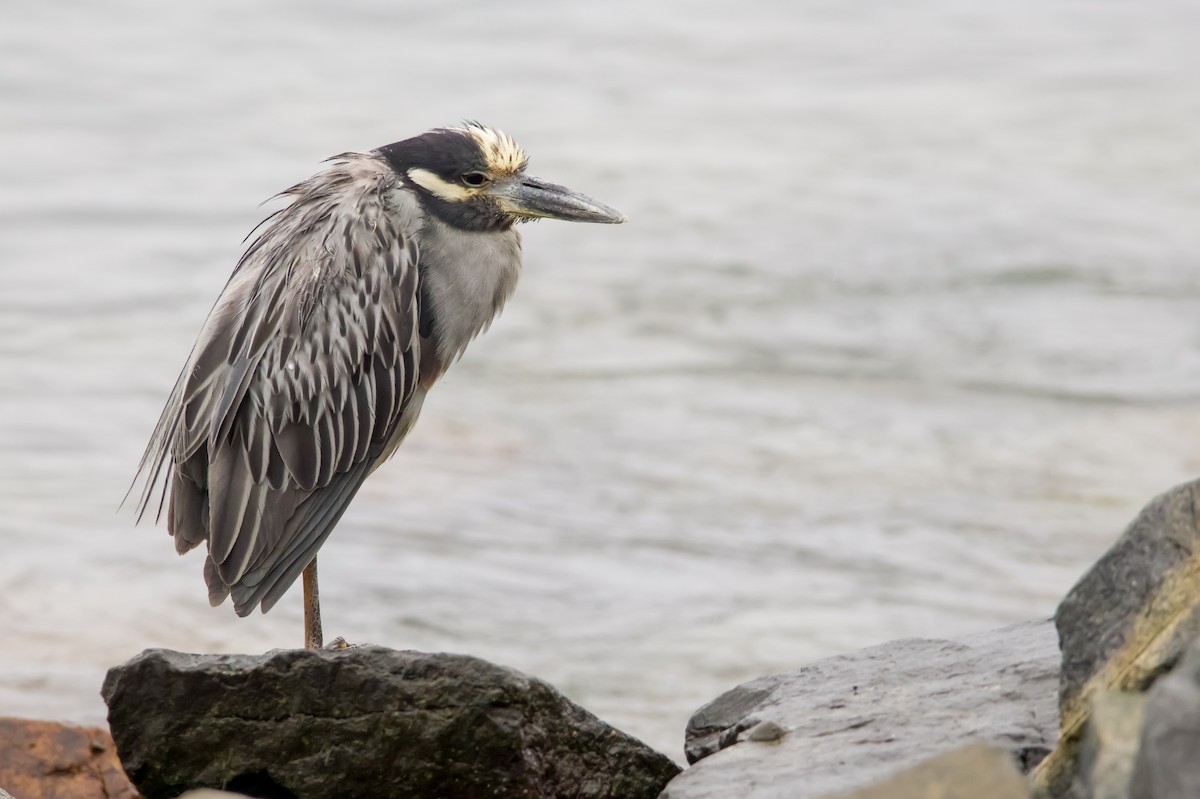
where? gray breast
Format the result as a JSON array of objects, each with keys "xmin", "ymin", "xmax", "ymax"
[{"xmin": 414, "ymin": 215, "xmax": 523, "ymax": 377}]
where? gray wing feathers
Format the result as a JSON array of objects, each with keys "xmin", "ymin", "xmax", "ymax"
[
  {"xmin": 133, "ymin": 153, "xmax": 423, "ymax": 614},
  {"xmin": 229, "ymin": 457, "xmax": 374, "ymax": 615},
  {"xmin": 167, "ymin": 462, "xmax": 208, "ymax": 553}
]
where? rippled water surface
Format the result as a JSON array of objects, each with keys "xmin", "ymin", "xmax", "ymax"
[{"xmin": 3, "ymin": 0, "xmax": 1200, "ymax": 760}]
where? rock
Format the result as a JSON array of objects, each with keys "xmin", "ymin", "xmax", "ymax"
[
  {"xmin": 1073, "ymin": 691, "xmax": 1146, "ymax": 799},
  {"xmin": 817, "ymin": 743, "xmax": 1030, "ymax": 799},
  {"xmin": 1032, "ymin": 479, "xmax": 1200, "ymax": 796},
  {"xmin": 1129, "ymin": 637, "xmax": 1200, "ymax": 798},
  {"xmin": 0, "ymin": 716, "xmax": 138, "ymax": 799},
  {"xmin": 102, "ymin": 647, "xmax": 678, "ymax": 799},
  {"xmin": 664, "ymin": 619, "xmax": 1057, "ymax": 799}
]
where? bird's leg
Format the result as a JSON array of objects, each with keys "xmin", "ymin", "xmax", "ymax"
[{"xmin": 302, "ymin": 558, "xmax": 323, "ymax": 649}]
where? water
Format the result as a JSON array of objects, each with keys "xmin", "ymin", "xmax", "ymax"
[{"xmin": 3, "ymin": 0, "xmax": 1200, "ymax": 762}]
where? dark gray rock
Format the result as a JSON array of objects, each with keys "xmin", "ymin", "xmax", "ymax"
[
  {"xmin": 102, "ymin": 647, "xmax": 679, "ymax": 799},
  {"xmin": 818, "ymin": 743, "xmax": 1030, "ymax": 799},
  {"xmin": 664, "ymin": 619, "xmax": 1058, "ymax": 799},
  {"xmin": 1056, "ymin": 481, "xmax": 1200, "ymax": 716},
  {"xmin": 1033, "ymin": 479, "xmax": 1200, "ymax": 796},
  {"xmin": 1129, "ymin": 638, "xmax": 1200, "ymax": 799}
]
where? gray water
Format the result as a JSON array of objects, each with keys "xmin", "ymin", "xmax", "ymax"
[{"xmin": 3, "ymin": 0, "xmax": 1200, "ymax": 761}]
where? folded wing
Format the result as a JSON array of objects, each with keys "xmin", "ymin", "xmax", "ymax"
[{"xmin": 133, "ymin": 154, "xmax": 423, "ymax": 615}]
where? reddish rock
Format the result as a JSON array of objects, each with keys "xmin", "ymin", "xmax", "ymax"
[{"xmin": 0, "ymin": 717, "xmax": 137, "ymax": 799}]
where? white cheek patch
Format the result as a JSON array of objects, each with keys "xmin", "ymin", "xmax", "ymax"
[{"xmin": 407, "ymin": 168, "xmax": 474, "ymax": 202}]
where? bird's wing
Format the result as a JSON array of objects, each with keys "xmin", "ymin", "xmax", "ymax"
[{"xmin": 133, "ymin": 154, "xmax": 423, "ymax": 614}]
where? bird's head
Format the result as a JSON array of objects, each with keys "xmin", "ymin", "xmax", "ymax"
[{"xmin": 379, "ymin": 122, "xmax": 626, "ymax": 232}]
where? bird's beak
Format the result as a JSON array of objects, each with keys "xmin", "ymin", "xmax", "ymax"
[{"xmin": 493, "ymin": 176, "xmax": 627, "ymax": 224}]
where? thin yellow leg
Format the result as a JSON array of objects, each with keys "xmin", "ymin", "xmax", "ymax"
[{"xmin": 302, "ymin": 558, "xmax": 323, "ymax": 650}]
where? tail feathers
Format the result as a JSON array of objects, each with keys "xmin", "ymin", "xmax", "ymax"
[
  {"xmin": 176, "ymin": 444, "xmax": 374, "ymax": 617},
  {"xmin": 168, "ymin": 465, "xmax": 209, "ymax": 555},
  {"xmin": 230, "ymin": 459, "xmax": 372, "ymax": 616},
  {"xmin": 203, "ymin": 556, "xmax": 231, "ymax": 607}
]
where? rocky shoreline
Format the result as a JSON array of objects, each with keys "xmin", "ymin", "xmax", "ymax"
[{"xmin": 5, "ymin": 479, "xmax": 1200, "ymax": 798}]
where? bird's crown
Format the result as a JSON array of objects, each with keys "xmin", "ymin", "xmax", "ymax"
[{"xmin": 452, "ymin": 121, "xmax": 528, "ymax": 175}]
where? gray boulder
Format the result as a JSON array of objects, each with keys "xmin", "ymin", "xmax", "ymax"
[
  {"xmin": 1129, "ymin": 637, "xmax": 1200, "ymax": 799},
  {"xmin": 818, "ymin": 743, "xmax": 1030, "ymax": 799},
  {"xmin": 663, "ymin": 619, "xmax": 1058, "ymax": 799},
  {"xmin": 102, "ymin": 647, "xmax": 679, "ymax": 799},
  {"xmin": 1072, "ymin": 691, "xmax": 1147, "ymax": 799},
  {"xmin": 1032, "ymin": 479, "xmax": 1200, "ymax": 796}
]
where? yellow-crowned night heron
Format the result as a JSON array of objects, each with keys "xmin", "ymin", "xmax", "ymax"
[{"xmin": 133, "ymin": 123, "xmax": 625, "ymax": 648}]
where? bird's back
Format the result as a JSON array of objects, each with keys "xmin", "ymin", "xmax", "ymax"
[{"xmin": 134, "ymin": 153, "xmax": 427, "ymax": 615}]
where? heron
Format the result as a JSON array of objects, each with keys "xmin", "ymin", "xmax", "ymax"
[{"xmin": 133, "ymin": 123, "xmax": 625, "ymax": 649}]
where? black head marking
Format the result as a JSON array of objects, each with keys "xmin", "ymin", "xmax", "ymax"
[
  {"xmin": 379, "ymin": 129, "xmax": 489, "ymax": 184},
  {"xmin": 377, "ymin": 126, "xmax": 524, "ymax": 232}
]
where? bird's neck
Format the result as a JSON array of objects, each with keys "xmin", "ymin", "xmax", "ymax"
[{"xmin": 418, "ymin": 219, "xmax": 523, "ymax": 378}]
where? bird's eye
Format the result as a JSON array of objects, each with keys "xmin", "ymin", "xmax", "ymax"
[{"xmin": 461, "ymin": 172, "xmax": 490, "ymax": 187}]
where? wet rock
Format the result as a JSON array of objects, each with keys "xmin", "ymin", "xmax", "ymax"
[
  {"xmin": 1129, "ymin": 637, "xmax": 1200, "ymax": 798},
  {"xmin": 1032, "ymin": 479, "xmax": 1200, "ymax": 796},
  {"xmin": 103, "ymin": 647, "xmax": 678, "ymax": 799},
  {"xmin": 818, "ymin": 743, "xmax": 1030, "ymax": 799},
  {"xmin": 1073, "ymin": 691, "xmax": 1146, "ymax": 799},
  {"xmin": 0, "ymin": 716, "xmax": 137, "ymax": 799},
  {"xmin": 665, "ymin": 619, "xmax": 1057, "ymax": 799}
]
